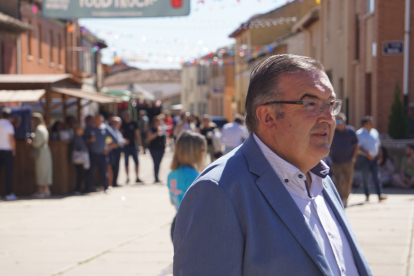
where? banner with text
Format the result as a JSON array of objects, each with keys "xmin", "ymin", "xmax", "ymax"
[{"xmin": 42, "ymin": 0, "xmax": 190, "ymax": 18}]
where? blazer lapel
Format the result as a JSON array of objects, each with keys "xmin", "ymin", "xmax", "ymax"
[
  {"xmin": 322, "ymin": 181, "xmax": 371, "ymax": 276},
  {"xmin": 241, "ymin": 136, "xmax": 333, "ymax": 276}
]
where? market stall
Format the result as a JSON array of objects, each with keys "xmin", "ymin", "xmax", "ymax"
[{"xmin": 0, "ymin": 74, "xmax": 116, "ymax": 196}]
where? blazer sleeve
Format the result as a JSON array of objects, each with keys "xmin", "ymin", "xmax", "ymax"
[{"xmin": 173, "ymin": 179, "xmax": 244, "ymax": 276}]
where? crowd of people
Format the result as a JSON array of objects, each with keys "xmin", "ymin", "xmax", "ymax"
[
  {"xmin": 0, "ymin": 106, "xmax": 251, "ymax": 200},
  {"xmin": 0, "ymin": 102, "xmax": 410, "ymax": 205}
]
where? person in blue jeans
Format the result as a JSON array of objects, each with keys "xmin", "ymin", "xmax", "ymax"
[
  {"xmin": 167, "ymin": 131, "xmax": 206, "ymax": 241},
  {"xmin": 356, "ymin": 116, "xmax": 387, "ymax": 202},
  {"xmin": 84, "ymin": 114, "xmax": 118, "ymax": 194},
  {"xmin": 147, "ymin": 116, "xmax": 168, "ymax": 183}
]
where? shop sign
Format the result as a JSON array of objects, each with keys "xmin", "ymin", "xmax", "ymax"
[{"xmin": 42, "ymin": 0, "xmax": 190, "ymax": 19}]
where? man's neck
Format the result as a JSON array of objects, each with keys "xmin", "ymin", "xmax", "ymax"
[{"xmin": 254, "ymin": 132, "xmax": 316, "ymax": 182}]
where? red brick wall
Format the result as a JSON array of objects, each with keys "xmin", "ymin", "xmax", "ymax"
[
  {"xmin": 374, "ymin": 0, "xmax": 406, "ymax": 133},
  {"xmin": 0, "ymin": 32, "xmax": 17, "ymax": 74},
  {"xmin": 20, "ymin": 3, "xmax": 66, "ymax": 74},
  {"xmin": 352, "ymin": 0, "xmax": 410, "ymax": 133}
]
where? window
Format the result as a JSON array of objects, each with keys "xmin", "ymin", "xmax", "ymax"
[
  {"xmin": 355, "ymin": 14, "xmax": 360, "ymax": 60},
  {"xmin": 326, "ymin": 0, "xmax": 331, "ymax": 39},
  {"xmin": 27, "ymin": 19, "xmax": 32, "ymax": 56},
  {"xmin": 49, "ymin": 30, "xmax": 54, "ymax": 63},
  {"xmin": 57, "ymin": 34, "xmax": 62, "ymax": 65},
  {"xmin": 339, "ymin": 0, "xmax": 344, "ymax": 30},
  {"xmin": 38, "ymin": 24, "xmax": 42, "ymax": 60},
  {"xmin": 0, "ymin": 42, "xmax": 4, "ymax": 74},
  {"xmin": 367, "ymin": 0, "xmax": 374, "ymax": 14},
  {"xmin": 365, "ymin": 73, "xmax": 372, "ymax": 115}
]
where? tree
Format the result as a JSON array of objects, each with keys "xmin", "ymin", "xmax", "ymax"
[{"xmin": 388, "ymin": 84, "xmax": 409, "ymax": 139}]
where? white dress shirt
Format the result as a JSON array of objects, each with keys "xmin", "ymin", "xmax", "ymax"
[
  {"xmin": 221, "ymin": 122, "xmax": 249, "ymax": 148},
  {"xmin": 356, "ymin": 127, "xmax": 381, "ymax": 157},
  {"xmin": 254, "ymin": 134, "xmax": 359, "ymax": 276},
  {"xmin": 0, "ymin": 119, "xmax": 14, "ymax": 150}
]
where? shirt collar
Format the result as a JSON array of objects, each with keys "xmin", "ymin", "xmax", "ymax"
[{"xmin": 253, "ymin": 134, "xmax": 329, "ymax": 199}]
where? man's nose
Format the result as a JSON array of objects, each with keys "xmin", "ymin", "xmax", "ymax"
[{"xmin": 317, "ymin": 104, "xmax": 335, "ymax": 124}]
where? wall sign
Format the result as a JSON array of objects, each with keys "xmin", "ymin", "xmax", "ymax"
[
  {"xmin": 383, "ymin": 41, "xmax": 404, "ymax": 55},
  {"xmin": 42, "ymin": 0, "xmax": 190, "ymax": 19}
]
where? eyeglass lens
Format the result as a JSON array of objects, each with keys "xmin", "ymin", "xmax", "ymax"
[{"xmin": 305, "ymin": 100, "xmax": 341, "ymax": 117}]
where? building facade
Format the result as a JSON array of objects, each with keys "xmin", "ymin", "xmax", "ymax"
[
  {"xmin": 0, "ymin": 1, "xmax": 30, "ymax": 74},
  {"xmin": 296, "ymin": 0, "xmax": 413, "ymax": 132},
  {"xmin": 20, "ymin": 1, "xmax": 66, "ymax": 74},
  {"xmin": 229, "ymin": 0, "xmax": 319, "ymax": 114}
]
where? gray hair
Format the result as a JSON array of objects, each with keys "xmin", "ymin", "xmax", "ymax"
[{"xmin": 245, "ymin": 54, "xmax": 325, "ymax": 133}]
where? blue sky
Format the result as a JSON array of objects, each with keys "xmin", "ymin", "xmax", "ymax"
[{"xmin": 79, "ymin": 0, "xmax": 288, "ymax": 69}]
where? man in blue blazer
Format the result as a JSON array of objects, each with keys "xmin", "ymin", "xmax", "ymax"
[{"xmin": 173, "ymin": 55, "xmax": 372, "ymax": 276}]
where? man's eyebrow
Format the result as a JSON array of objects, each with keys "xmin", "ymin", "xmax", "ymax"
[
  {"xmin": 299, "ymin": 93, "xmax": 336, "ymax": 101},
  {"xmin": 299, "ymin": 94, "xmax": 318, "ymax": 101}
]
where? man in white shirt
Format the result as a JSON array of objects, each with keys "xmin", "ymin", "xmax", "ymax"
[
  {"xmin": 173, "ymin": 54, "xmax": 371, "ymax": 275},
  {"xmin": 221, "ymin": 114, "xmax": 249, "ymax": 154},
  {"xmin": 0, "ymin": 108, "xmax": 18, "ymax": 201},
  {"xmin": 356, "ymin": 116, "xmax": 387, "ymax": 202}
]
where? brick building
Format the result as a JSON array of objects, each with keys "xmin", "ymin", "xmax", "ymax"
[
  {"xmin": 295, "ymin": 0, "xmax": 412, "ymax": 133},
  {"xmin": 20, "ymin": 0, "xmax": 66, "ymax": 74},
  {"xmin": 0, "ymin": 1, "xmax": 30, "ymax": 74},
  {"xmin": 229, "ymin": 0, "xmax": 318, "ymax": 114}
]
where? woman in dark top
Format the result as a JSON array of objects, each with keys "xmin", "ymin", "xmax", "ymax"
[
  {"xmin": 199, "ymin": 114, "xmax": 216, "ymax": 163},
  {"xmin": 147, "ymin": 116, "xmax": 167, "ymax": 183}
]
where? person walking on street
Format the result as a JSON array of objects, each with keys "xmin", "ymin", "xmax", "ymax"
[
  {"xmin": 28, "ymin": 113, "xmax": 53, "ymax": 199},
  {"xmin": 84, "ymin": 114, "xmax": 118, "ymax": 194},
  {"xmin": 329, "ymin": 113, "xmax": 358, "ymax": 207},
  {"xmin": 0, "ymin": 108, "xmax": 18, "ymax": 201},
  {"xmin": 356, "ymin": 116, "xmax": 387, "ymax": 202},
  {"xmin": 199, "ymin": 114, "xmax": 216, "ymax": 163},
  {"xmin": 121, "ymin": 111, "xmax": 142, "ymax": 183},
  {"xmin": 173, "ymin": 54, "xmax": 372, "ymax": 276},
  {"xmin": 147, "ymin": 116, "xmax": 167, "ymax": 183},
  {"xmin": 109, "ymin": 116, "xmax": 126, "ymax": 187},
  {"xmin": 138, "ymin": 110, "xmax": 149, "ymax": 154},
  {"xmin": 221, "ymin": 114, "xmax": 249, "ymax": 154},
  {"xmin": 72, "ymin": 124, "xmax": 89, "ymax": 194}
]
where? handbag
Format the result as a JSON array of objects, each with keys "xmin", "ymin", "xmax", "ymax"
[{"xmin": 72, "ymin": 150, "xmax": 90, "ymax": 170}]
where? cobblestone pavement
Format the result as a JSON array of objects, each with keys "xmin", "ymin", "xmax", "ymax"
[{"xmin": 1, "ymin": 149, "xmax": 414, "ymax": 275}]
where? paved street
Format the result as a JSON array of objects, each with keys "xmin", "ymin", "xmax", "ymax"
[{"xmin": 1, "ymin": 150, "xmax": 414, "ymax": 276}]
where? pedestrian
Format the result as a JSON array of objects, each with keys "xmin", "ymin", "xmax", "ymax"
[
  {"xmin": 173, "ymin": 54, "xmax": 371, "ymax": 275},
  {"xmin": 356, "ymin": 116, "xmax": 388, "ymax": 202},
  {"xmin": 72, "ymin": 124, "xmax": 89, "ymax": 194},
  {"xmin": 138, "ymin": 110, "xmax": 149, "ymax": 154},
  {"xmin": 329, "ymin": 113, "xmax": 358, "ymax": 207},
  {"xmin": 121, "ymin": 111, "xmax": 142, "ymax": 183},
  {"xmin": 28, "ymin": 113, "xmax": 53, "ymax": 199},
  {"xmin": 164, "ymin": 113, "xmax": 174, "ymax": 151},
  {"xmin": 167, "ymin": 131, "xmax": 206, "ymax": 241},
  {"xmin": 84, "ymin": 114, "xmax": 118, "ymax": 194},
  {"xmin": 392, "ymin": 144, "xmax": 414, "ymax": 188},
  {"xmin": 221, "ymin": 113, "xmax": 249, "ymax": 154},
  {"xmin": 199, "ymin": 114, "xmax": 216, "ymax": 163},
  {"xmin": 0, "ymin": 107, "xmax": 18, "ymax": 201},
  {"xmin": 109, "ymin": 116, "xmax": 126, "ymax": 187},
  {"xmin": 147, "ymin": 116, "xmax": 167, "ymax": 183},
  {"xmin": 173, "ymin": 112, "xmax": 196, "ymax": 138}
]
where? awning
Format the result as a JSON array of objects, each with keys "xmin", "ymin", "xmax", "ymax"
[
  {"xmin": 0, "ymin": 90, "xmax": 45, "ymax": 102},
  {"xmin": 52, "ymin": 88, "xmax": 116, "ymax": 104}
]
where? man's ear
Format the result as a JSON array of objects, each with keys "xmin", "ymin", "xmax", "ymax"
[{"xmin": 256, "ymin": 105, "xmax": 277, "ymax": 131}]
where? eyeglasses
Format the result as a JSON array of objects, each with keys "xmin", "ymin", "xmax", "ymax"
[{"xmin": 263, "ymin": 99, "xmax": 342, "ymax": 117}]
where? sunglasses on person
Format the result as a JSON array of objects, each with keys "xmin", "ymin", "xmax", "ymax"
[{"xmin": 263, "ymin": 99, "xmax": 342, "ymax": 117}]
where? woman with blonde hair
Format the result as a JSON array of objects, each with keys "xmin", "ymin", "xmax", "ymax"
[
  {"xmin": 28, "ymin": 113, "xmax": 53, "ymax": 198},
  {"xmin": 167, "ymin": 130, "xmax": 206, "ymax": 240}
]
